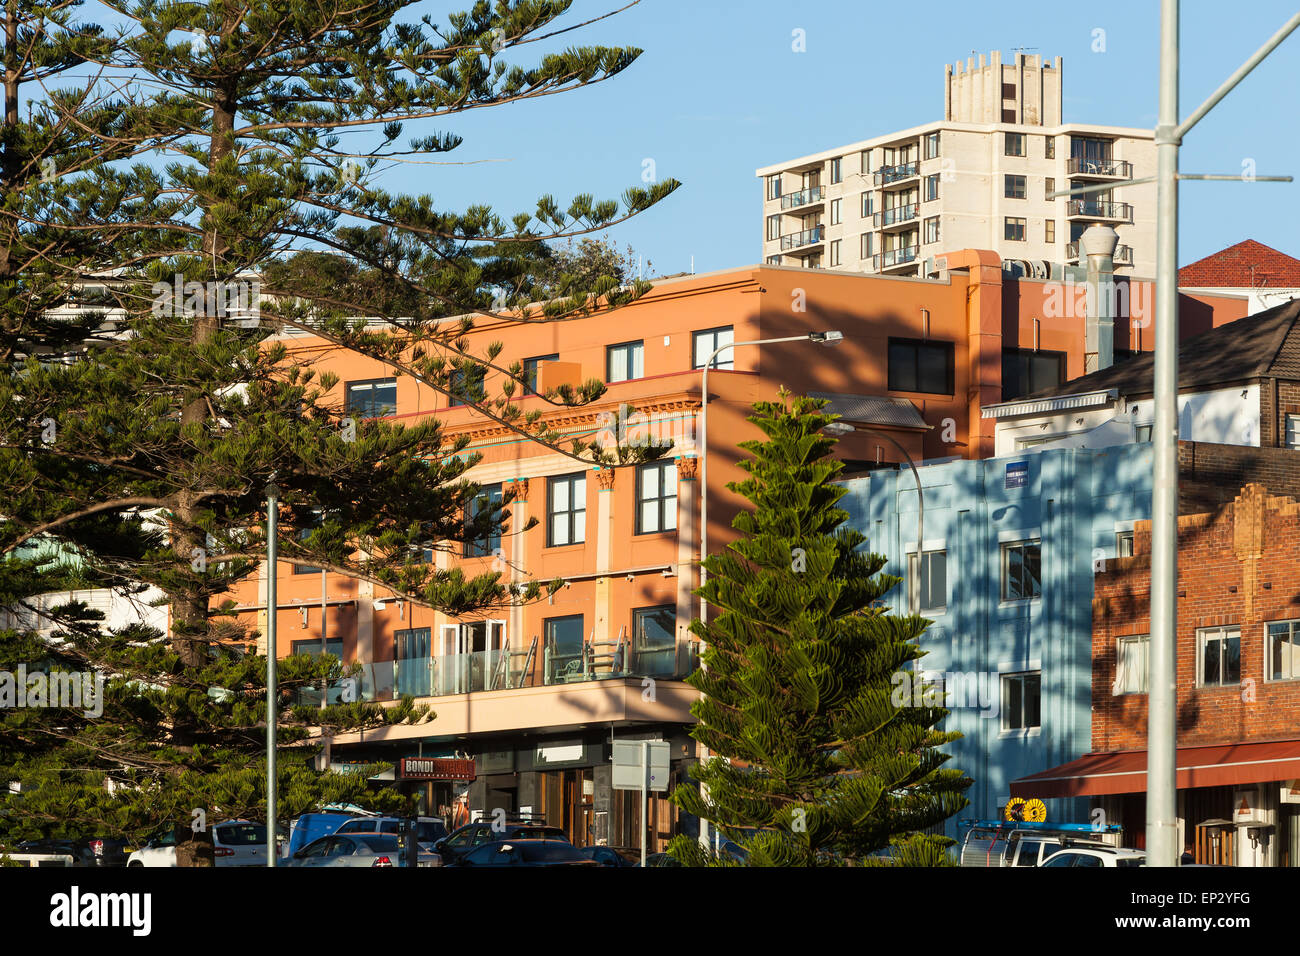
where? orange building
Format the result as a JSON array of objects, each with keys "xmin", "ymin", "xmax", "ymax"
[{"xmin": 225, "ymin": 256, "xmax": 1247, "ymax": 850}]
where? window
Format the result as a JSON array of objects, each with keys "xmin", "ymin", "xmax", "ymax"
[
  {"xmin": 1001, "ymin": 348, "xmax": 1065, "ymax": 400},
  {"xmin": 829, "ymin": 157, "xmax": 842, "ymax": 184},
  {"xmin": 1001, "ymin": 671, "xmax": 1041, "ymax": 731},
  {"xmin": 924, "ymin": 173, "xmax": 940, "ymax": 202},
  {"xmin": 463, "ymin": 482, "xmax": 504, "ymax": 557},
  {"xmin": 1268, "ymin": 621, "xmax": 1300, "ymax": 680},
  {"xmin": 606, "ymin": 340, "xmax": 644, "ymax": 382},
  {"xmin": 693, "ymin": 326, "xmax": 734, "ymax": 370},
  {"xmin": 766, "ymin": 174, "xmax": 781, "ymax": 200},
  {"xmin": 923, "ymin": 216, "xmax": 940, "ymax": 245},
  {"xmin": 292, "ymin": 638, "xmax": 344, "ymax": 659},
  {"xmin": 766, "ymin": 255, "xmax": 782, "ymax": 265},
  {"xmin": 887, "ymin": 338, "xmax": 954, "ymax": 395},
  {"xmin": 829, "ymin": 198, "xmax": 842, "ymax": 225},
  {"xmin": 293, "ymin": 511, "xmax": 324, "ymax": 574},
  {"xmin": 1045, "ymin": 177, "xmax": 1056, "ymax": 201},
  {"xmin": 1045, "ymin": 220, "xmax": 1055, "ymax": 244},
  {"xmin": 860, "ymin": 149, "xmax": 870, "ymax": 174},
  {"xmin": 394, "ymin": 626, "xmax": 432, "ymax": 696},
  {"xmin": 1004, "ymin": 217, "xmax": 1026, "ymax": 241},
  {"xmin": 1005, "ymin": 132, "xmax": 1026, "ymax": 157},
  {"xmin": 829, "ymin": 239, "xmax": 842, "ymax": 266},
  {"xmin": 1116, "ymin": 531, "xmax": 1135, "ymax": 557},
  {"xmin": 923, "ymin": 131, "xmax": 941, "ymax": 160},
  {"xmin": 448, "ymin": 366, "xmax": 485, "ymax": 407},
  {"xmin": 861, "ymin": 191, "xmax": 873, "ymax": 217},
  {"xmin": 1136, "ymin": 424, "xmax": 1153, "ymax": 442},
  {"xmin": 1114, "ymin": 634, "xmax": 1149, "ymax": 694},
  {"xmin": 1001, "ymin": 540, "xmax": 1042, "ymax": 602},
  {"xmin": 1045, "ymin": 136, "xmax": 1056, "ymax": 159},
  {"xmin": 1002, "ymin": 81, "xmax": 1017, "ymax": 100},
  {"xmin": 908, "ymin": 550, "xmax": 947, "ymax": 612},
  {"xmin": 544, "ymin": 615, "xmax": 585, "ymax": 684},
  {"xmin": 522, "ymin": 354, "xmax": 559, "ymax": 394},
  {"xmin": 632, "ymin": 605, "xmax": 676, "ymax": 677},
  {"xmin": 1287, "ymin": 414, "xmax": 1300, "ymax": 449},
  {"xmin": 860, "ymin": 233, "xmax": 873, "ymax": 259},
  {"xmin": 1198, "ymin": 626, "xmax": 1241, "ymax": 687},
  {"xmin": 345, "ymin": 378, "xmax": 397, "ymax": 418},
  {"xmin": 1004, "ymin": 174, "xmax": 1026, "ymax": 199},
  {"xmin": 767, "ymin": 214, "xmax": 782, "ymax": 241},
  {"xmin": 636, "ymin": 460, "xmax": 677, "ymax": 534},
  {"xmin": 546, "ymin": 473, "xmax": 586, "ymax": 547}
]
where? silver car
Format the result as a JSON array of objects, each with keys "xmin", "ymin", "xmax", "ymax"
[{"xmin": 287, "ymin": 833, "xmax": 441, "ymax": 868}]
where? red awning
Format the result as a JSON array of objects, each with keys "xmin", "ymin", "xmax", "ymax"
[{"xmin": 1010, "ymin": 740, "xmax": 1300, "ymax": 799}]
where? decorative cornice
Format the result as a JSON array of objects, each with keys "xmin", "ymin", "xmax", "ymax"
[{"xmin": 676, "ymin": 456, "xmax": 699, "ymax": 481}]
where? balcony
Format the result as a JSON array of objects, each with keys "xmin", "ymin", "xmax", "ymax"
[
  {"xmin": 872, "ymin": 245, "xmax": 919, "ymax": 272},
  {"xmin": 780, "ymin": 185, "xmax": 825, "ymax": 211},
  {"xmin": 1066, "ymin": 199, "xmax": 1133, "ymax": 223},
  {"xmin": 874, "ymin": 203, "xmax": 919, "ymax": 230},
  {"xmin": 1067, "ymin": 157, "xmax": 1133, "ymax": 180},
  {"xmin": 780, "ymin": 225, "xmax": 825, "ymax": 252},
  {"xmin": 873, "ymin": 161, "xmax": 919, "ymax": 187},
  {"xmin": 1066, "ymin": 242, "xmax": 1133, "ymax": 265},
  {"xmin": 301, "ymin": 634, "xmax": 701, "ymax": 706}
]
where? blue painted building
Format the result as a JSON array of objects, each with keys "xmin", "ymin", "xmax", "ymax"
[{"xmin": 839, "ymin": 444, "xmax": 1155, "ymax": 834}]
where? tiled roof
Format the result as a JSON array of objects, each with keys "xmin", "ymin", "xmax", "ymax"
[
  {"xmin": 1023, "ymin": 298, "xmax": 1300, "ymax": 400},
  {"xmin": 809, "ymin": 392, "xmax": 930, "ymax": 429},
  {"xmin": 1179, "ymin": 239, "xmax": 1300, "ymax": 288}
]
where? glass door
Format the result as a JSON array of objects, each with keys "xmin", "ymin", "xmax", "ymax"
[{"xmin": 394, "ymin": 627, "xmax": 432, "ymax": 696}]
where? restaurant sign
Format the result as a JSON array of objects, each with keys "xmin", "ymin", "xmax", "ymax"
[{"xmin": 397, "ymin": 757, "xmax": 476, "ymax": 781}]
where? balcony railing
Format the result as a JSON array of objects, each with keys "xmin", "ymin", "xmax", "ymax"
[
  {"xmin": 780, "ymin": 225, "xmax": 825, "ymax": 251},
  {"xmin": 872, "ymin": 245, "xmax": 919, "ymax": 270},
  {"xmin": 780, "ymin": 185, "xmax": 825, "ymax": 210},
  {"xmin": 1067, "ymin": 157, "xmax": 1133, "ymax": 179},
  {"xmin": 299, "ymin": 636, "xmax": 701, "ymax": 704},
  {"xmin": 1066, "ymin": 242, "xmax": 1133, "ymax": 264},
  {"xmin": 1066, "ymin": 199, "xmax": 1133, "ymax": 222},
  {"xmin": 874, "ymin": 203, "xmax": 919, "ymax": 228},
  {"xmin": 873, "ymin": 161, "xmax": 919, "ymax": 186}
]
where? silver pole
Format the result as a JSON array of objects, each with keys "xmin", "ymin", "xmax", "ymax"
[
  {"xmin": 320, "ymin": 569, "xmax": 328, "ymax": 710},
  {"xmin": 1147, "ymin": 0, "xmax": 1180, "ymax": 869},
  {"xmin": 265, "ymin": 481, "xmax": 280, "ymax": 867},
  {"xmin": 641, "ymin": 740, "xmax": 649, "ymax": 868}
]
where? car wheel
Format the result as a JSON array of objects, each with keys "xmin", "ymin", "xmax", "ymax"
[{"xmin": 128, "ymin": 860, "xmax": 143, "ymax": 867}]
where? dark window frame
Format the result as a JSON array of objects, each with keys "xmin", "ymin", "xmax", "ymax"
[
  {"xmin": 522, "ymin": 354, "xmax": 559, "ymax": 394},
  {"xmin": 1001, "ymin": 670, "xmax": 1041, "ymax": 731},
  {"xmin": 345, "ymin": 377, "xmax": 397, "ymax": 418},
  {"xmin": 463, "ymin": 482, "xmax": 505, "ymax": 557},
  {"xmin": 606, "ymin": 340, "xmax": 644, "ymax": 383},
  {"xmin": 887, "ymin": 337, "xmax": 955, "ymax": 395},
  {"xmin": 1000, "ymin": 539, "xmax": 1042, "ymax": 602},
  {"xmin": 635, "ymin": 460, "xmax": 678, "ymax": 535},
  {"xmin": 546, "ymin": 472, "xmax": 587, "ymax": 547}
]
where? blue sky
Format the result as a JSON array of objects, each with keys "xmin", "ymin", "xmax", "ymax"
[{"xmin": 410, "ymin": 0, "xmax": 1300, "ymax": 276}]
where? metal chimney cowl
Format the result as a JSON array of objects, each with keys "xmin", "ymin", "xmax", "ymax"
[{"xmin": 1082, "ymin": 224, "xmax": 1119, "ymax": 373}]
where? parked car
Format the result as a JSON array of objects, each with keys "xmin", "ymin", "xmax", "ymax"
[
  {"xmin": 334, "ymin": 816, "xmax": 448, "ymax": 852},
  {"xmin": 127, "ymin": 820, "xmax": 284, "ymax": 867},
  {"xmin": 643, "ymin": 851, "xmax": 681, "ymax": 868},
  {"xmin": 285, "ymin": 811, "xmax": 355, "ymax": 859},
  {"xmin": 449, "ymin": 839, "xmax": 599, "ymax": 868},
  {"xmin": 433, "ymin": 821, "xmax": 569, "ymax": 865},
  {"xmin": 87, "ymin": 837, "xmax": 130, "ymax": 867},
  {"xmin": 1039, "ymin": 847, "xmax": 1147, "ymax": 867},
  {"xmin": 579, "ymin": 845, "xmax": 641, "ymax": 867},
  {"xmin": 958, "ymin": 820, "xmax": 1124, "ymax": 867},
  {"xmin": 287, "ymin": 833, "xmax": 441, "ymax": 867},
  {"xmin": 6, "ymin": 839, "xmax": 95, "ymax": 867}
]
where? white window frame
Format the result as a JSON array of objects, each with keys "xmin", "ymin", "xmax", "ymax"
[
  {"xmin": 1196, "ymin": 625, "xmax": 1241, "ymax": 688},
  {"xmin": 1267, "ymin": 619, "xmax": 1300, "ymax": 682},
  {"xmin": 1113, "ymin": 634, "xmax": 1149, "ymax": 695},
  {"xmin": 1000, "ymin": 670, "xmax": 1041, "ymax": 733},
  {"xmin": 907, "ymin": 548, "xmax": 947, "ymax": 614}
]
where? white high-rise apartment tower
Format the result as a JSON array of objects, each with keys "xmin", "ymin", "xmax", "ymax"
[{"xmin": 756, "ymin": 52, "xmax": 1155, "ymax": 278}]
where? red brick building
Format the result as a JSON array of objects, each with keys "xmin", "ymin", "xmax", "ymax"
[{"xmin": 1015, "ymin": 484, "xmax": 1300, "ymax": 866}]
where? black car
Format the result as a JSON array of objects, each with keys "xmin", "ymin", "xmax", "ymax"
[
  {"xmin": 579, "ymin": 845, "xmax": 641, "ymax": 867},
  {"xmin": 87, "ymin": 837, "xmax": 130, "ymax": 867},
  {"xmin": 449, "ymin": 839, "xmax": 599, "ymax": 868},
  {"xmin": 434, "ymin": 822, "xmax": 570, "ymax": 865}
]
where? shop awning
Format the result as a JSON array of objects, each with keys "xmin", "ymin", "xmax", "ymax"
[{"xmin": 1010, "ymin": 740, "xmax": 1300, "ymax": 799}]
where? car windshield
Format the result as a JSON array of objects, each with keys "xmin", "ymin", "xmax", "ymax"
[
  {"xmin": 216, "ymin": 824, "xmax": 266, "ymax": 846},
  {"xmin": 417, "ymin": 821, "xmax": 447, "ymax": 842},
  {"xmin": 353, "ymin": 835, "xmax": 399, "ymax": 853}
]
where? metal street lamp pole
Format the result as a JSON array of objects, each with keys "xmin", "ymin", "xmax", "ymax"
[
  {"xmin": 695, "ymin": 329, "xmax": 842, "ymax": 853},
  {"xmin": 823, "ymin": 422, "xmax": 925, "ymax": 554},
  {"xmin": 265, "ymin": 480, "xmax": 279, "ymax": 867},
  {"xmin": 1146, "ymin": 1, "xmax": 1299, "ymax": 869}
]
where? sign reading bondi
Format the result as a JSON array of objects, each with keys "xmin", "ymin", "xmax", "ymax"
[{"xmin": 0, "ymin": 666, "xmax": 104, "ymax": 717}]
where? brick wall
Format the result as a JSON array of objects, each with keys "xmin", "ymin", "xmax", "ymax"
[
  {"xmin": 1092, "ymin": 483, "xmax": 1300, "ymax": 751},
  {"xmin": 1178, "ymin": 440, "xmax": 1300, "ymax": 512}
]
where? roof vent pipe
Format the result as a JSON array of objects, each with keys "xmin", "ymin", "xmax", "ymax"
[{"xmin": 1081, "ymin": 224, "xmax": 1119, "ymax": 373}]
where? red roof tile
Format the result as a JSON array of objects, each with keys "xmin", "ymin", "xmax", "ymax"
[{"xmin": 1179, "ymin": 239, "xmax": 1300, "ymax": 288}]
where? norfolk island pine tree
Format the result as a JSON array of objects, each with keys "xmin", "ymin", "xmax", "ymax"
[
  {"xmin": 667, "ymin": 392, "xmax": 971, "ymax": 867},
  {"xmin": 0, "ymin": 0, "xmax": 677, "ymax": 859}
]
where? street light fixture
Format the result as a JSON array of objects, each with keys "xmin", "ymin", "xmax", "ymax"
[{"xmin": 821, "ymin": 420, "xmax": 924, "ymax": 556}]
